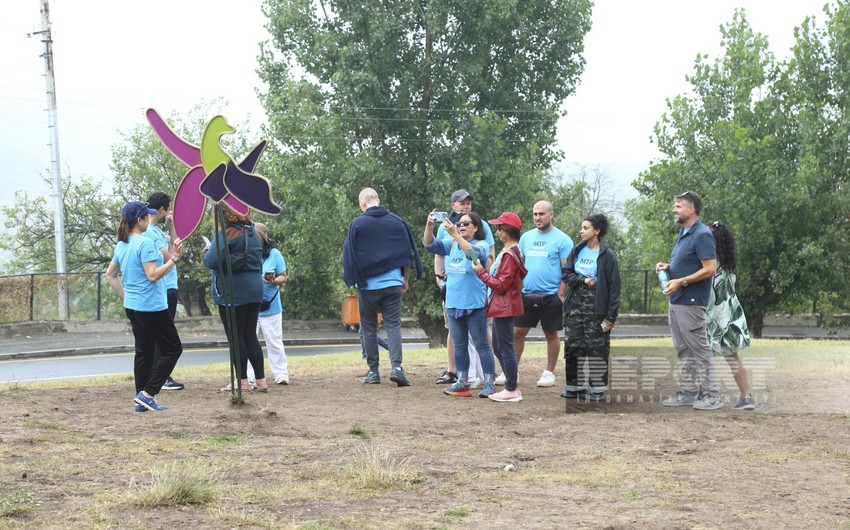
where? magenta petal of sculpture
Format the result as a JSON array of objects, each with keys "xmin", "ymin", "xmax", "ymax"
[{"xmin": 172, "ymin": 166, "xmax": 208, "ymax": 240}]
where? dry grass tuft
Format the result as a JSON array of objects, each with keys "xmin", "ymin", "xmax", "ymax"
[{"xmin": 127, "ymin": 459, "xmax": 224, "ymax": 507}]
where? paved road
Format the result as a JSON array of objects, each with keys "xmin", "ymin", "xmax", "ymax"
[{"xmin": 0, "ymin": 343, "xmax": 427, "ymax": 385}]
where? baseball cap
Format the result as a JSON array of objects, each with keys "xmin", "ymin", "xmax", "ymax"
[
  {"xmin": 451, "ymin": 189, "xmax": 472, "ymax": 203},
  {"xmin": 488, "ymin": 212, "xmax": 522, "ymax": 230},
  {"xmin": 122, "ymin": 201, "xmax": 157, "ymax": 221}
]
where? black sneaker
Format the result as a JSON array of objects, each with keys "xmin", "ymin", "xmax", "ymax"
[{"xmin": 161, "ymin": 377, "xmax": 184, "ymax": 391}]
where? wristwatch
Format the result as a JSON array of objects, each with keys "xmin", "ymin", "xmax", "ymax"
[
  {"xmin": 681, "ymin": 279, "xmax": 689, "ymax": 288},
  {"xmin": 171, "ymin": 255, "xmax": 180, "ymax": 263}
]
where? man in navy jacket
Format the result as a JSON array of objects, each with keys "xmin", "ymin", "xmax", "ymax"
[{"xmin": 343, "ymin": 187, "xmax": 422, "ymax": 386}]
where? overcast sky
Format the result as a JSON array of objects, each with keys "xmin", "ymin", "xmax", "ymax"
[{"xmin": 0, "ymin": 0, "xmax": 833, "ymax": 269}]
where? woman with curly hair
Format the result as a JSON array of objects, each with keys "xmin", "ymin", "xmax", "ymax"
[
  {"xmin": 203, "ymin": 203, "xmax": 268, "ymax": 392},
  {"xmin": 707, "ymin": 221, "xmax": 754, "ymax": 410}
]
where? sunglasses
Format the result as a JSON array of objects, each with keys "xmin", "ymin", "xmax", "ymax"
[{"xmin": 456, "ymin": 221, "xmax": 472, "ymax": 227}]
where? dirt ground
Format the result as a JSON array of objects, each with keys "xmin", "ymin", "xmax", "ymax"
[{"xmin": 1, "ymin": 343, "xmax": 849, "ymax": 529}]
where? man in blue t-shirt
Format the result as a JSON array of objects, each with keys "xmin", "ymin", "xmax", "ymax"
[
  {"xmin": 656, "ymin": 191, "xmax": 722, "ymax": 411},
  {"xmin": 515, "ymin": 200, "xmax": 573, "ymax": 388},
  {"xmin": 343, "ymin": 187, "xmax": 423, "ymax": 387},
  {"xmin": 143, "ymin": 192, "xmax": 184, "ymax": 391}
]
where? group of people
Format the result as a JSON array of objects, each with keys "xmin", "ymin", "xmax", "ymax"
[
  {"xmin": 108, "ymin": 186, "xmax": 753, "ymax": 412},
  {"xmin": 345, "ymin": 187, "xmax": 754, "ymax": 410},
  {"xmin": 107, "ymin": 194, "xmax": 290, "ymax": 412}
]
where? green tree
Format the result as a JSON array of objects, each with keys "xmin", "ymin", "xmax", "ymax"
[
  {"xmin": 630, "ymin": 6, "xmax": 850, "ymax": 336},
  {"xmin": 1, "ymin": 173, "xmax": 119, "ymax": 273},
  {"xmin": 258, "ymin": 0, "xmax": 593, "ymax": 344}
]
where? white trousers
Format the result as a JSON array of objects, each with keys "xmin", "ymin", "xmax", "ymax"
[{"xmin": 247, "ymin": 312, "xmax": 288, "ymax": 382}]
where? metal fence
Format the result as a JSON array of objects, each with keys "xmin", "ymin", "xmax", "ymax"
[{"xmin": 0, "ymin": 269, "xmax": 666, "ymax": 324}]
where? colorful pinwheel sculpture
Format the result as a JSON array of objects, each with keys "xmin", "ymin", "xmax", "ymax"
[{"xmin": 146, "ymin": 108, "xmax": 281, "ymax": 240}]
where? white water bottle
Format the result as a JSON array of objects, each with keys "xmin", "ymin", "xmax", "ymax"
[{"xmin": 658, "ymin": 269, "xmax": 669, "ymax": 292}]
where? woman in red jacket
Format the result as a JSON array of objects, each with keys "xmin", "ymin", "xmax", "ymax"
[{"xmin": 472, "ymin": 212, "xmax": 528, "ymax": 402}]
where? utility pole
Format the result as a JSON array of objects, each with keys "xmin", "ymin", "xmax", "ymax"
[{"xmin": 34, "ymin": 0, "xmax": 69, "ymax": 319}]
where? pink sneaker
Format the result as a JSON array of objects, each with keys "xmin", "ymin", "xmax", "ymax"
[{"xmin": 488, "ymin": 389, "xmax": 522, "ymax": 402}]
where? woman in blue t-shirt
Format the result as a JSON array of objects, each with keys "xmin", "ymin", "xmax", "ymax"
[
  {"xmin": 246, "ymin": 223, "xmax": 290, "ymax": 385},
  {"xmin": 105, "ymin": 201, "xmax": 184, "ymax": 412},
  {"xmin": 424, "ymin": 211, "xmax": 497, "ymax": 398},
  {"xmin": 561, "ymin": 214, "xmax": 621, "ymax": 401}
]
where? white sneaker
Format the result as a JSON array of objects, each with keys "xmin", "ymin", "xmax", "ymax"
[
  {"xmin": 494, "ymin": 373, "xmax": 506, "ymax": 386},
  {"xmin": 275, "ymin": 375, "xmax": 290, "ymax": 385},
  {"xmin": 536, "ymin": 370, "xmax": 556, "ymax": 387},
  {"xmin": 468, "ymin": 377, "xmax": 483, "ymax": 389}
]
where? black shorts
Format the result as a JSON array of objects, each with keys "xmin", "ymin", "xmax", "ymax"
[{"xmin": 515, "ymin": 293, "xmax": 563, "ymax": 331}]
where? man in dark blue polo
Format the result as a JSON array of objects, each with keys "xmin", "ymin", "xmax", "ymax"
[
  {"xmin": 656, "ymin": 191, "xmax": 722, "ymax": 410},
  {"xmin": 343, "ymin": 187, "xmax": 423, "ymax": 386}
]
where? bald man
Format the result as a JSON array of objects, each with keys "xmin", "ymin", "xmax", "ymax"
[
  {"xmin": 343, "ymin": 187, "xmax": 423, "ymax": 386},
  {"xmin": 514, "ymin": 200, "xmax": 574, "ymax": 388}
]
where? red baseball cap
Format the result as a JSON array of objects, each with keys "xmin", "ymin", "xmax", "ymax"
[{"xmin": 488, "ymin": 212, "xmax": 522, "ymax": 230}]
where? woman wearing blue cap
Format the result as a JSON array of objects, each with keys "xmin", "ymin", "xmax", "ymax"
[{"xmin": 106, "ymin": 201, "xmax": 185, "ymax": 412}]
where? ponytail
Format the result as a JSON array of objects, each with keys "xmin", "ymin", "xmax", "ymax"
[
  {"xmin": 116, "ymin": 218, "xmax": 131, "ymax": 243},
  {"xmin": 116, "ymin": 217, "xmax": 140, "ymax": 243}
]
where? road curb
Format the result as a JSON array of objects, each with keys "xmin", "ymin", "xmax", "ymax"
[{"xmin": 0, "ymin": 336, "xmax": 435, "ymax": 361}]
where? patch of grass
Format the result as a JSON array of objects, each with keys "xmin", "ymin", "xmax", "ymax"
[
  {"xmin": 127, "ymin": 459, "xmax": 223, "ymax": 507},
  {"xmin": 346, "ymin": 445, "xmax": 426, "ymax": 494},
  {"xmin": 348, "ymin": 424, "xmax": 371, "ymax": 439},
  {"xmin": 208, "ymin": 507, "xmax": 279, "ymax": 529},
  {"xmin": 0, "ymin": 491, "xmax": 33, "ymax": 518},
  {"xmin": 20, "ymin": 418, "xmax": 69, "ymax": 431},
  {"xmin": 443, "ymin": 507, "xmax": 471, "ymax": 518},
  {"xmin": 296, "ymin": 522, "xmax": 338, "ymax": 530},
  {"xmin": 205, "ymin": 435, "xmax": 246, "ymax": 447},
  {"xmin": 480, "ymin": 492, "xmax": 518, "ymax": 503},
  {"xmin": 281, "ymin": 449, "xmax": 308, "ymax": 459}
]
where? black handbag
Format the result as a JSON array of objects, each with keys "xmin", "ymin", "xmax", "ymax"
[{"xmin": 259, "ymin": 290, "xmax": 279, "ymax": 312}]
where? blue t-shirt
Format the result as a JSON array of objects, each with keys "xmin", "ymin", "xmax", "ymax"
[
  {"xmin": 519, "ymin": 227, "xmax": 573, "ymax": 294},
  {"xmin": 669, "ymin": 219, "xmax": 716, "ymax": 306},
  {"xmin": 111, "ymin": 235, "xmax": 167, "ymax": 311},
  {"xmin": 143, "ymin": 224, "xmax": 178, "ymax": 290},
  {"xmin": 259, "ymin": 248, "xmax": 287, "ymax": 317},
  {"xmin": 360, "ymin": 267, "xmax": 403, "ymax": 291},
  {"xmin": 575, "ymin": 246, "xmax": 599, "ymax": 281},
  {"xmin": 426, "ymin": 238, "xmax": 488, "ymax": 309}
]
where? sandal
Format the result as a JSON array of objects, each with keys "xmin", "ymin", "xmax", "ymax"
[
  {"xmin": 435, "ymin": 370, "xmax": 457, "ymax": 385},
  {"xmin": 251, "ymin": 384, "xmax": 269, "ymax": 393}
]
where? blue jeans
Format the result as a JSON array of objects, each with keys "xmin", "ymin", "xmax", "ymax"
[
  {"xmin": 492, "ymin": 316, "xmax": 518, "ymax": 391},
  {"xmin": 447, "ymin": 307, "xmax": 495, "ymax": 377},
  {"xmin": 358, "ymin": 286, "xmax": 404, "ymax": 371}
]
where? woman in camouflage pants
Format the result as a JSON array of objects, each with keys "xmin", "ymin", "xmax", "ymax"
[{"xmin": 561, "ymin": 214, "xmax": 621, "ymax": 401}]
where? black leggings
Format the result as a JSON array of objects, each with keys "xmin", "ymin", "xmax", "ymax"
[
  {"xmin": 126, "ymin": 308, "xmax": 183, "ymax": 395},
  {"xmin": 218, "ymin": 303, "xmax": 265, "ymax": 379}
]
